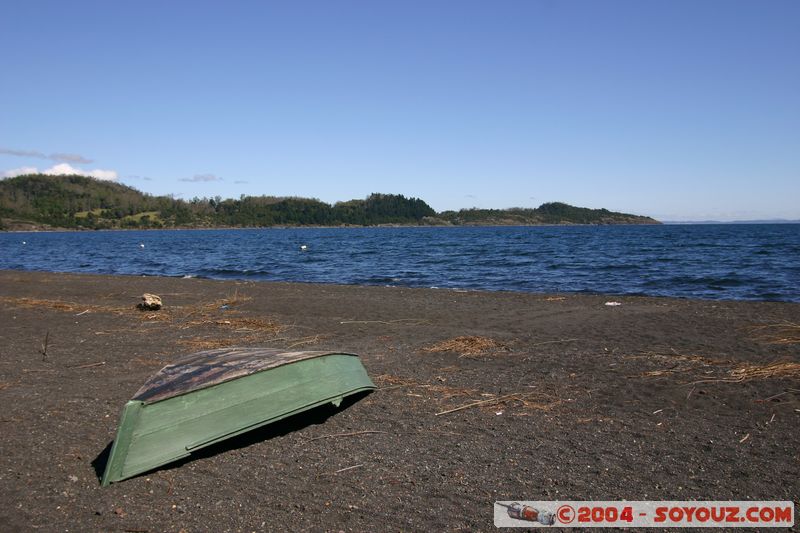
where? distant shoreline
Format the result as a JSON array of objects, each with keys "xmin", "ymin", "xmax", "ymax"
[
  {"xmin": 7, "ymin": 220, "xmax": 798, "ymax": 233},
  {"xmin": 1, "ymin": 221, "xmax": 665, "ymax": 233},
  {"xmin": 0, "ymin": 175, "xmax": 660, "ymax": 231}
]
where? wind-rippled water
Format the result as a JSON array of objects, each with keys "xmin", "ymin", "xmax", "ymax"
[{"xmin": 1, "ymin": 224, "xmax": 798, "ymax": 302}]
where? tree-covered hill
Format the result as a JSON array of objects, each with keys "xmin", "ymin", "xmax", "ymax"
[
  {"xmin": 0, "ymin": 174, "xmax": 439, "ymax": 229},
  {"xmin": 0, "ymin": 174, "xmax": 659, "ymax": 230},
  {"xmin": 439, "ymin": 202, "xmax": 658, "ymax": 225}
]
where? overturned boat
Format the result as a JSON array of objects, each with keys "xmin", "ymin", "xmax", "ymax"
[{"xmin": 102, "ymin": 348, "xmax": 375, "ymax": 485}]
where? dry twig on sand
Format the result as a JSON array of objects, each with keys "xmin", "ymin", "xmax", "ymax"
[
  {"xmin": 39, "ymin": 330, "xmax": 50, "ymax": 361},
  {"xmin": 339, "ymin": 318, "xmax": 428, "ymax": 326},
  {"xmin": 181, "ymin": 316, "xmax": 282, "ymax": 332},
  {"xmin": 756, "ymin": 389, "xmax": 800, "ymax": 402},
  {"xmin": 331, "ymin": 464, "xmax": 363, "ymax": 475},
  {"xmin": 435, "ymin": 391, "xmax": 559, "ymax": 416},
  {"xmin": 66, "ymin": 361, "xmax": 106, "ymax": 369},
  {"xmin": 374, "ymin": 374, "xmax": 476, "ymax": 397},
  {"xmin": 435, "ymin": 394, "xmax": 521, "ymax": 415},
  {"xmin": 140, "ymin": 310, "xmax": 173, "ymax": 323},
  {"xmin": 306, "ymin": 430, "xmax": 388, "ymax": 442},
  {"xmin": 286, "ymin": 334, "xmax": 323, "ymax": 348},
  {"xmin": 223, "ymin": 288, "xmax": 252, "ymax": 307}
]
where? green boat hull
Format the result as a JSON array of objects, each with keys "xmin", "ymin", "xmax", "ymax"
[{"xmin": 102, "ymin": 349, "xmax": 374, "ymax": 485}]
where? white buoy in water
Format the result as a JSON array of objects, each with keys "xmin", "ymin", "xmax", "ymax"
[
  {"xmin": 300, "ymin": 245, "xmax": 308, "ymax": 251},
  {"xmin": 22, "ymin": 241, "xmax": 26, "ymax": 245},
  {"xmin": 139, "ymin": 243, "xmax": 145, "ymax": 248}
]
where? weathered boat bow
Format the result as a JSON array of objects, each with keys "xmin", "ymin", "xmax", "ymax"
[{"xmin": 102, "ymin": 348, "xmax": 375, "ymax": 485}]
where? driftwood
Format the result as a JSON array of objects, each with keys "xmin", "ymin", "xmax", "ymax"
[
  {"xmin": 435, "ymin": 392, "xmax": 527, "ymax": 416},
  {"xmin": 67, "ymin": 361, "xmax": 106, "ymax": 369},
  {"xmin": 40, "ymin": 331, "xmax": 50, "ymax": 361},
  {"xmin": 306, "ymin": 430, "xmax": 387, "ymax": 442},
  {"xmin": 332, "ymin": 464, "xmax": 363, "ymax": 474}
]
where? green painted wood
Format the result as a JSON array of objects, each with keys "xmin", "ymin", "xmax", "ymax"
[
  {"xmin": 101, "ymin": 351, "xmax": 374, "ymax": 485},
  {"xmin": 101, "ymin": 400, "xmax": 143, "ymax": 486}
]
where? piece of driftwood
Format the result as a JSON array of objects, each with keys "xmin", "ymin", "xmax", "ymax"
[
  {"xmin": 306, "ymin": 430, "xmax": 387, "ymax": 442},
  {"xmin": 434, "ymin": 392, "xmax": 526, "ymax": 416}
]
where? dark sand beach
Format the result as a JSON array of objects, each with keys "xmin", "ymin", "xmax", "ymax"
[{"xmin": 0, "ymin": 270, "xmax": 798, "ymax": 532}]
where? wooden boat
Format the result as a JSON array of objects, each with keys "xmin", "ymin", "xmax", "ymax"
[{"xmin": 101, "ymin": 348, "xmax": 375, "ymax": 485}]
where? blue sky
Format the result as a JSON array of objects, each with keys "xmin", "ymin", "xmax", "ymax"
[{"xmin": 1, "ymin": 1, "xmax": 798, "ymax": 221}]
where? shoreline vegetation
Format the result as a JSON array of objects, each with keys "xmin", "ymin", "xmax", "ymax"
[{"xmin": 0, "ymin": 174, "xmax": 659, "ymax": 231}]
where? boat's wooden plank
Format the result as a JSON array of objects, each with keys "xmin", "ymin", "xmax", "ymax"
[
  {"xmin": 133, "ymin": 348, "xmax": 353, "ymax": 403},
  {"xmin": 135, "ymin": 356, "xmax": 351, "ymax": 431}
]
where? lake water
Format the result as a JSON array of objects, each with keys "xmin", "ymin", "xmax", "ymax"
[{"xmin": 1, "ymin": 224, "xmax": 799, "ymax": 302}]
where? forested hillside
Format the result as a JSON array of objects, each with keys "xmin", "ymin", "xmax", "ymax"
[
  {"xmin": 0, "ymin": 174, "xmax": 658, "ymax": 230},
  {"xmin": 438, "ymin": 202, "xmax": 658, "ymax": 225},
  {"xmin": 0, "ymin": 174, "xmax": 437, "ymax": 229}
]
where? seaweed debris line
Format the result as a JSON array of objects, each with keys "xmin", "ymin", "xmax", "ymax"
[{"xmin": 101, "ymin": 347, "xmax": 375, "ymax": 485}]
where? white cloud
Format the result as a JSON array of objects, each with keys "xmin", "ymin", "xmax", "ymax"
[
  {"xmin": 1, "ymin": 163, "xmax": 118, "ymax": 181},
  {"xmin": 43, "ymin": 163, "xmax": 118, "ymax": 181},
  {"xmin": 2, "ymin": 166, "xmax": 38, "ymax": 178},
  {"xmin": 43, "ymin": 163, "xmax": 80, "ymax": 175},
  {"xmin": 180, "ymin": 173, "xmax": 223, "ymax": 182}
]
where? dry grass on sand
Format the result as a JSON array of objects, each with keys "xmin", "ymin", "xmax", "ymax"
[
  {"xmin": 634, "ymin": 350, "xmax": 800, "ymax": 384},
  {"xmin": 1, "ymin": 293, "xmax": 285, "ymax": 351},
  {"xmin": 750, "ymin": 322, "xmax": 800, "ymax": 345},
  {"xmin": 726, "ymin": 361, "xmax": 800, "ymax": 382},
  {"xmin": 422, "ymin": 335, "xmax": 507, "ymax": 357}
]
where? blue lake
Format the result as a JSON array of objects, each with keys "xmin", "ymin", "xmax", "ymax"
[{"xmin": 1, "ymin": 224, "xmax": 799, "ymax": 302}]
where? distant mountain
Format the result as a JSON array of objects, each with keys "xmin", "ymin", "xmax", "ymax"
[{"xmin": 0, "ymin": 174, "xmax": 659, "ymax": 230}]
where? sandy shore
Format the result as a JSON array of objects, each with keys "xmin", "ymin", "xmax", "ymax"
[{"xmin": 0, "ymin": 270, "xmax": 798, "ymax": 532}]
